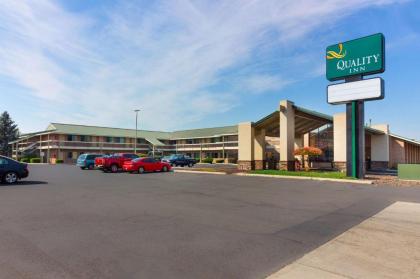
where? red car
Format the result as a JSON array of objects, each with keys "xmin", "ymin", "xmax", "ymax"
[
  {"xmin": 122, "ymin": 157, "xmax": 171, "ymax": 173},
  {"xmin": 96, "ymin": 153, "xmax": 139, "ymax": 173}
]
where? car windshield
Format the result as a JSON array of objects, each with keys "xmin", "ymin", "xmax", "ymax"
[
  {"xmin": 78, "ymin": 154, "xmax": 87, "ymax": 159},
  {"xmin": 0, "ymin": 156, "xmax": 20, "ymax": 164},
  {"xmin": 169, "ymin": 155, "xmax": 179, "ymax": 159}
]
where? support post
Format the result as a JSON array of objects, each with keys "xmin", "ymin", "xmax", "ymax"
[
  {"xmin": 346, "ymin": 101, "xmax": 365, "ymax": 178},
  {"xmin": 279, "ymin": 100, "xmax": 295, "ymax": 171},
  {"xmin": 344, "ymin": 75, "xmax": 365, "ymax": 179}
]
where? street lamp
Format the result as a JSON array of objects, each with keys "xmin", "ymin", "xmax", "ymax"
[{"xmin": 134, "ymin": 109, "xmax": 140, "ymax": 154}]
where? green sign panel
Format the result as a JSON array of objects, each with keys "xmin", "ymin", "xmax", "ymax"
[{"xmin": 326, "ymin": 33, "xmax": 385, "ymax": 81}]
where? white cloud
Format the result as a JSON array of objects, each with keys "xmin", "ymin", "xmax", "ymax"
[{"xmin": 0, "ymin": 0, "xmax": 405, "ymax": 132}]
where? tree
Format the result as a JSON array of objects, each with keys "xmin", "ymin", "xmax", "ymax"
[
  {"xmin": 0, "ymin": 111, "xmax": 19, "ymax": 156},
  {"xmin": 294, "ymin": 146, "xmax": 322, "ymax": 171}
]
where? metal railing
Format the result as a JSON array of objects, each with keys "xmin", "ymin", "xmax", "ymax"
[{"xmin": 14, "ymin": 140, "xmax": 239, "ymax": 152}]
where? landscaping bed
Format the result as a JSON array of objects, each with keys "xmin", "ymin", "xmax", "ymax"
[{"xmin": 251, "ymin": 170, "xmax": 353, "ymax": 179}]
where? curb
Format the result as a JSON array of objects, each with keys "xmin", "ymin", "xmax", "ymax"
[
  {"xmin": 173, "ymin": 170, "xmax": 227, "ymax": 175},
  {"xmin": 234, "ymin": 173, "xmax": 373, "ymax": 184}
]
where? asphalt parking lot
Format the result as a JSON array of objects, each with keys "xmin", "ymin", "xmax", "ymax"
[{"xmin": 1, "ymin": 165, "xmax": 420, "ymax": 279}]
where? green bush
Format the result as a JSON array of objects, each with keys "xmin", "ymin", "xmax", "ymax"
[
  {"xmin": 202, "ymin": 157, "xmax": 213, "ymax": 164},
  {"xmin": 56, "ymin": 159, "xmax": 64, "ymax": 164},
  {"xmin": 30, "ymin": 158, "xmax": 41, "ymax": 163},
  {"xmin": 137, "ymin": 153, "xmax": 148, "ymax": 157},
  {"xmin": 20, "ymin": 158, "xmax": 30, "ymax": 163},
  {"xmin": 215, "ymin": 159, "xmax": 224, "ymax": 163}
]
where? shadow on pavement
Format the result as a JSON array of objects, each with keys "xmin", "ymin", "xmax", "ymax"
[
  {"xmin": 0, "ymin": 181, "xmax": 48, "ymax": 186},
  {"xmin": 266, "ymin": 198, "xmax": 394, "ymax": 276}
]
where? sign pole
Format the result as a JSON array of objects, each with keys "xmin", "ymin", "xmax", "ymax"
[
  {"xmin": 344, "ymin": 76, "xmax": 365, "ymax": 179},
  {"xmin": 352, "ymin": 101, "xmax": 357, "ymax": 178}
]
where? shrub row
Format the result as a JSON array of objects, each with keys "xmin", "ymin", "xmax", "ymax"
[
  {"xmin": 202, "ymin": 157, "xmax": 213, "ymax": 164},
  {"xmin": 20, "ymin": 157, "xmax": 42, "ymax": 163}
]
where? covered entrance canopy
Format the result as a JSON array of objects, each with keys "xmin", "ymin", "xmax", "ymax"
[
  {"xmin": 254, "ymin": 105, "xmax": 332, "ymax": 137},
  {"xmin": 238, "ymin": 100, "xmax": 333, "ymax": 171}
]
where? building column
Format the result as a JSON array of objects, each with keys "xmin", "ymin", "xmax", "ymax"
[
  {"xmin": 254, "ymin": 128, "xmax": 266, "ymax": 170},
  {"xmin": 303, "ymin": 133, "xmax": 310, "ymax": 147},
  {"xmin": 333, "ymin": 113, "xmax": 347, "ymax": 172},
  {"xmin": 238, "ymin": 122, "xmax": 255, "ymax": 170},
  {"xmin": 370, "ymin": 124, "xmax": 390, "ymax": 169},
  {"xmin": 279, "ymin": 100, "xmax": 295, "ymax": 170}
]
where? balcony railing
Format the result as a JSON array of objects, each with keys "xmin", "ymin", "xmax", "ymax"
[
  {"xmin": 14, "ymin": 140, "xmax": 239, "ymax": 152},
  {"xmin": 16, "ymin": 140, "xmax": 150, "ymax": 151}
]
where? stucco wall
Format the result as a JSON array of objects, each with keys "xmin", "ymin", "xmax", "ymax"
[
  {"xmin": 238, "ymin": 122, "xmax": 254, "ymax": 161},
  {"xmin": 389, "ymin": 138, "xmax": 405, "ymax": 169},
  {"xmin": 333, "ymin": 113, "xmax": 346, "ymax": 162}
]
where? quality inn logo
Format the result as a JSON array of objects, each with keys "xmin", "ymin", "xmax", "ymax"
[
  {"xmin": 326, "ymin": 43, "xmax": 346, "ymax": 60},
  {"xmin": 327, "ymin": 42, "xmax": 381, "ymax": 75}
]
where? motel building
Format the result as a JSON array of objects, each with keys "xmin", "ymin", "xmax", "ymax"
[{"xmin": 10, "ymin": 99, "xmax": 420, "ymax": 172}]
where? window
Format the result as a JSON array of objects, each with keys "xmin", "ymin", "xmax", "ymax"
[
  {"xmin": 0, "ymin": 158, "xmax": 9, "ymax": 165},
  {"xmin": 80, "ymin": 135, "xmax": 86, "ymax": 142},
  {"xmin": 67, "ymin": 152, "xmax": 73, "ymax": 159},
  {"xmin": 67, "ymin": 135, "xmax": 75, "ymax": 141},
  {"xmin": 105, "ymin": 137, "xmax": 112, "ymax": 143},
  {"xmin": 114, "ymin": 137, "xmax": 125, "ymax": 143}
]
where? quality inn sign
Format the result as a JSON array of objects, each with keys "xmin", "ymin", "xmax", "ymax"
[{"xmin": 326, "ymin": 33, "xmax": 385, "ymax": 81}]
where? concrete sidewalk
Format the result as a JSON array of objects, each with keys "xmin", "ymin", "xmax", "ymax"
[{"xmin": 268, "ymin": 201, "xmax": 420, "ymax": 278}]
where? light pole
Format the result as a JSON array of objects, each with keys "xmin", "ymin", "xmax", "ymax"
[{"xmin": 134, "ymin": 109, "xmax": 140, "ymax": 154}]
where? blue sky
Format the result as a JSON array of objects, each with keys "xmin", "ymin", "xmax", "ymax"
[{"xmin": 0, "ymin": 0, "xmax": 419, "ymax": 140}]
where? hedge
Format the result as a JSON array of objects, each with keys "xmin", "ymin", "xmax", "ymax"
[
  {"xmin": 20, "ymin": 158, "xmax": 30, "ymax": 163},
  {"xmin": 215, "ymin": 159, "xmax": 224, "ymax": 163},
  {"xmin": 202, "ymin": 157, "xmax": 213, "ymax": 164},
  {"xmin": 30, "ymin": 158, "xmax": 41, "ymax": 163},
  {"xmin": 56, "ymin": 159, "xmax": 64, "ymax": 164}
]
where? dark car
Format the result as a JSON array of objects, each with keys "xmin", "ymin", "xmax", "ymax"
[
  {"xmin": 161, "ymin": 154, "xmax": 196, "ymax": 167},
  {"xmin": 77, "ymin": 153, "xmax": 103, "ymax": 170},
  {"xmin": 0, "ymin": 156, "xmax": 29, "ymax": 184}
]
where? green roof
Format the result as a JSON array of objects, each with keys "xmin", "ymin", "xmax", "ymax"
[{"xmin": 170, "ymin": 125, "xmax": 238, "ymax": 139}]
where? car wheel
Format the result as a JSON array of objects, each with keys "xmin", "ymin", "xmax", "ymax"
[
  {"xmin": 188, "ymin": 163, "xmax": 193, "ymax": 168},
  {"xmin": 110, "ymin": 164, "xmax": 118, "ymax": 173},
  {"xmin": 80, "ymin": 167, "xmax": 86, "ymax": 170},
  {"xmin": 138, "ymin": 167, "xmax": 145, "ymax": 174},
  {"xmin": 3, "ymin": 172, "xmax": 18, "ymax": 184},
  {"xmin": 162, "ymin": 166, "xmax": 168, "ymax": 172},
  {"xmin": 88, "ymin": 164, "xmax": 94, "ymax": 170}
]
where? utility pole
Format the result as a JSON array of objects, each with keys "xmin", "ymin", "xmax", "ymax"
[{"xmin": 134, "ymin": 109, "xmax": 140, "ymax": 154}]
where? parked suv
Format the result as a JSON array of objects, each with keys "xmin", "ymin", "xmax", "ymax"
[
  {"xmin": 0, "ymin": 155, "xmax": 29, "ymax": 184},
  {"xmin": 97, "ymin": 153, "xmax": 139, "ymax": 173},
  {"xmin": 77, "ymin": 154, "xmax": 103, "ymax": 170},
  {"xmin": 161, "ymin": 154, "xmax": 196, "ymax": 167}
]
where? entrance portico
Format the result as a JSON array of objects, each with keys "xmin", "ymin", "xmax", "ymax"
[{"xmin": 238, "ymin": 100, "xmax": 333, "ymax": 170}]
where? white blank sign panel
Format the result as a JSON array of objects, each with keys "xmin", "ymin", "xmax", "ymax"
[{"xmin": 327, "ymin": 78, "xmax": 384, "ymax": 104}]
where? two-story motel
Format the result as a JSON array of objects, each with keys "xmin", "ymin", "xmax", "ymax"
[{"xmin": 10, "ymin": 100, "xmax": 420, "ymax": 171}]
